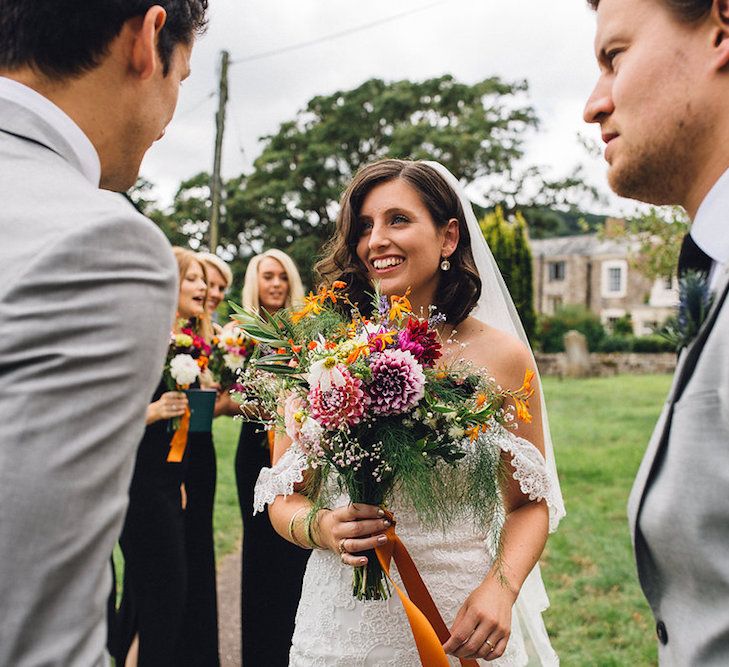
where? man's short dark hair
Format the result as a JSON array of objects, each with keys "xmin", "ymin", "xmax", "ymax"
[
  {"xmin": 0, "ymin": 1, "xmax": 208, "ymax": 80},
  {"xmin": 587, "ymin": 0, "xmax": 711, "ymax": 22}
]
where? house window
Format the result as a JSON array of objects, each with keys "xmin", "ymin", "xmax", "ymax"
[
  {"xmin": 548, "ymin": 261, "xmax": 566, "ymax": 282},
  {"xmin": 601, "ymin": 260, "xmax": 628, "ymax": 298},
  {"xmin": 608, "ymin": 267, "xmax": 622, "ymax": 292}
]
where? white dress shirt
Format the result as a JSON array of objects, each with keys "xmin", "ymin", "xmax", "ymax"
[
  {"xmin": 691, "ymin": 167, "xmax": 729, "ymax": 291},
  {"xmin": 0, "ymin": 76, "xmax": 100, "ymax": 186}
]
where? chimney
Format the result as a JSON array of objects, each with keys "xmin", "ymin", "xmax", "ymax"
[{"xmin": 603, "ymin": 217, "xmax": 626, "ymax": 238}]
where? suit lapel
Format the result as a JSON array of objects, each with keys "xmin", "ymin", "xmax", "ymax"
[{"xmin": 629, "ymin": 266, "xmax": 729, "ymax": 532}]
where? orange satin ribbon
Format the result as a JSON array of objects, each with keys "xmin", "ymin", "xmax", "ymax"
[
  {"xmin": 267, "ymin": 429, "xmax": 275, "ymax": 464},
  {"xmin": 167, "ymin": 407, "xmax": 191, "ymax": 462},
  {"xmin": 374, "ymin": 514, "xmax": 478, "ymax": 667}
]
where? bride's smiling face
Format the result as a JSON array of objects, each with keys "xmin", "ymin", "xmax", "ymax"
[{"xmin": 355, "ymin": 178, "xmax": 458, "ymax": 312}]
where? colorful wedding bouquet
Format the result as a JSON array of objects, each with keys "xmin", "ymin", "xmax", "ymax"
[
  {"xmin": 163, "ymin": 325, "xmax": 212, "ymax": 393},
  {"xmin": 231, "ymin": 284, "xmax": 534, "ymax": 600},
  {"xmin": 161, "ymin": 324, "xmax": 213, "ymax": 462},
  {"xmin": 208, "ymin": 325, "xmax": 255, "ymax": 391}
]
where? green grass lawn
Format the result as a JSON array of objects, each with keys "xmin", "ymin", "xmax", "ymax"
[
  {"xmin": 212, "ymin": 417, "xmax": 244, "ymax": 556},
  {"xmin": 210, "ymin": 374, "xmax": 670, "ymax": 665},
  {"xmin": 539, "ymin": 374, "xmax": 670, "ymax": 666}
]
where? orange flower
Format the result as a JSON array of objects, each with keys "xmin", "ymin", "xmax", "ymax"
[
  {"xmin": 197, "ymin": 355, "xmax": 209, "ymax": 371},
  {"xmin": 517, "ymin": 369, "xmax": 535, "ymax": 398},
  {"xmin": 475, "ymin": 393, "xmax": 488, "ymax": 408},
  {"xmin": 389, "ymin": 288, "xmax": 412, "ymax": 321},
  {"xmin": 514, "ymin": 397, "xmax": 532, "ymax": 424},
  {"xmin": 369, "ymin": 330, "xmax": 396, "ymax": 351},
  {"xmin": 291, "ymin": 291, "xmax": 324, "ymax": 323},
  {"xmin": 332, "ymin": 280, "xmax": 347, "ymax": 290},
  {"xmin": 466, "ymin": 425, "xmax": 481, "ymax": 442},
  {"xmin": 346, "ymin": 344, "xmax": 371, "ymax": 364},
  {"xmin": 308, "ymin": 340, "xmax": 319, "ymax": 351},
  {"xmin": 288, "ymin": 339, "xmax": 302, "ymax": 354}
]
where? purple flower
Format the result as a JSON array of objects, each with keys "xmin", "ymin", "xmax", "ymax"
[
  {"xmin": 367, "ymin": 349, "xmax": 425, "ymax": 415},
  {"xmin": 378, "ymin": 295, "xmax": 389, "ymax": 318}
]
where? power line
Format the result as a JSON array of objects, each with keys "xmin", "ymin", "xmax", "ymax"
[
  {"xmin": 230, "ymin": 0, "xmax": 451, "ymax": 66},
  {"xmin": 177, "ymin": 90, "xmax": 216, "ymax": 118}
]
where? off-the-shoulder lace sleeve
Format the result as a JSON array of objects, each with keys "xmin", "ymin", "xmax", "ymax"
[
  {"xmin": 490, "ymin": 425, "xmax": 563, "ymax": 532},
  {"xmin": 252, "ymin": 443, "xmax": 308, "ymax": 514}
]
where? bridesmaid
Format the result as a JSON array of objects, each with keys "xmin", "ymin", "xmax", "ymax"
[
  {"xmin": 236, "ymin": 249, "xmax": 308, "ymax": 666},
  {"xmin": 173, "ymin": 252, "xmax": 234, "ymax": 665},
  {"xmin": 114, "ymin": 248, "xmax": 213, "ymax": 667}
]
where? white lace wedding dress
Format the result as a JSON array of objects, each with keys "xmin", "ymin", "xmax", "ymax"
[{"xmin": 254, "ymin": 425, "xmax": 562, "ymax": 666}]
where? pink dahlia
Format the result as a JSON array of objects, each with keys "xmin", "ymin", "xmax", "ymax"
[
  {"xmin": 308, "ymin": 365, "xmax": 368, "ymax": 430},
  {"xmin": 397, "ymin": 317, "xmax": 442, "ymax": 367},
  {"xmin": 367, "ymin": 349, "xmax": 425, "ymax": 415}
]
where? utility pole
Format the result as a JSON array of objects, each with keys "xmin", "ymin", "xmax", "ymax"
[{"xmin": 209, "ymin": 49, "xmax": 229, "ymax": 252}]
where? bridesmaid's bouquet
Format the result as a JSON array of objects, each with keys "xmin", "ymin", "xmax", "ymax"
[
  {"xmin": 208, "ymin": 325, "xmax": 255, "ymax": 391},
  {"xmin": 163, "ymin": 324, "xmax": 212, "ymax": 392},
  {"xmin": 231, "ymin": 284, "xmax": 534, "ymax": 600}
]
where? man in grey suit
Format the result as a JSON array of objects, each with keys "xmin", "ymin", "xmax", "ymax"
[
  {"xmin": 584, "ymin": 0, "xmax": 729, "ymax": 663},
  {"xmin": 0, "ymin": 2, "xmax": 208, "ymax": 665}
]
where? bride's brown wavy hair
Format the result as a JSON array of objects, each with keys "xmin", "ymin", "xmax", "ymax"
[{"xmin": 315, "ymin": 159, "xmax": 481, "ymax": 324}]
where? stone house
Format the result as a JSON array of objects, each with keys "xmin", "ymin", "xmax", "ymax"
[{"xmin": 530, "ymin": 232, "xmax": 678, "ymax": 335}]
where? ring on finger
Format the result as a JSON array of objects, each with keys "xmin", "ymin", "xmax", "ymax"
[
  {"xmin": 338, "ymin": 538, "xmax": 347, "ymax": 555},
  {"xmin": 485, "ymin": 639, "xmax": 495, "ymax": 653}
]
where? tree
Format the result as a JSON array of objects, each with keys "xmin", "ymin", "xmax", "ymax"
[
  {"xmin": 479, "ymin": 207, "xmax": 537, "ymax": 342},
  {"xmin": 148, "ymin": 75, "xmax": 606, "ymax": 290},
  {"xmin": 601, "ymin": 206, "xmax": 689, "ymax": 281},
  {"xmin": 232, "ymin": 75, "xmax": 539, "ymax": 282}
]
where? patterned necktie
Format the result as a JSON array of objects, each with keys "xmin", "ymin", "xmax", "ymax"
[{"xmin": 677, "ymin": 233, "xmax": 713, "ymax": 278}]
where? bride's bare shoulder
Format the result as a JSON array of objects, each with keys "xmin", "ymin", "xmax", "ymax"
[{"xmin": 451, "ymin": 317, "xmax": 534, "ymax": 390}]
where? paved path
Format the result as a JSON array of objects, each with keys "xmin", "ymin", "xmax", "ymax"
[{"xmin": 217, "ymin": 545, "xmax": 242, "ymax": 667}]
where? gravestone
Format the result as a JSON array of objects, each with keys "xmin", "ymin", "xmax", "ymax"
[{"xmin": 563, "ymin": 330, "xmax": 591, "ymax": 378}]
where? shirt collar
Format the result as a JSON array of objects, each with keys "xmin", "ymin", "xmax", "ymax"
[
  {"xmin": 691, "ymin": 167, "xmax": 729, "ymax": 267},
  {"xmin": 0, "ymin": 76, "xmax": 100, "ymax": 186}
]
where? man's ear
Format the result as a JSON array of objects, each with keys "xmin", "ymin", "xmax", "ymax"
[
  {"xmin": 130, "ymin": 6, "xmax": 167, "ymax": 80},
  {"xmin": 710, "ymin": 0, "xmax": 729, "ymax": 70},
  {"xmin": 441, "ymin": 218, "xmax": 460, "ymax": 258}
]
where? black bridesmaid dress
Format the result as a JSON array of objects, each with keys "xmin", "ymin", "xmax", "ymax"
[
  {"xmin": 235, "ymin": 421, "xmax": 310, "ymax": 666},
  {"xmin": 176, "ymin": 430, "xmax": 220, "ymax": 666},
  {"xmin": 115, "ymin": 380, "xmax": 188, "ymax": 666}
]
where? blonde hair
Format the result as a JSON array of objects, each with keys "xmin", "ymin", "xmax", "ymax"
[
  {"xmin": 172, "ymin": 246, "xmax": 214, "ymax": 342},
  {"xmin": 241, "ymin": 249, "xmax": 305, "ymax": 314},
  {"xmin": 198, "ymin": 252, "xmax": 232, "ymax": 288}
]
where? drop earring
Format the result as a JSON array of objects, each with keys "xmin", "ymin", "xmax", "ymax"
[{"xmin": 440, "ymin": 257, "xmax": 451, "ymax": 271}]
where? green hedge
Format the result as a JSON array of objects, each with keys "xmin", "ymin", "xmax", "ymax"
[
  {"xmin": 632, "ymin": 334, "xmax": 674, "ymax": 353},
  {"xmin": 597, "ymin": 334, "xmax": 674, "ymax": 353},
  {"xmin": 597, "ymin": 335, "xmax": 633, "ymax": 352},
  {"xmin": 537, "ymin": 305, "xmax": 606, "ymax": 352}
]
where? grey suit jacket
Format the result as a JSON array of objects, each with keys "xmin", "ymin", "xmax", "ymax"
[
  {"xmin": 0, "ymin": 98, "xmax": 177, "ymax": 666},
  {"xmin": 628, "ymin": 265, "xmax": 729, "ymax": 665}
]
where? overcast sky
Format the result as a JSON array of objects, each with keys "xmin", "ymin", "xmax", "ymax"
[{"xmin": 140, "ymin": 0, "xmax": 635, "ymax": 216}]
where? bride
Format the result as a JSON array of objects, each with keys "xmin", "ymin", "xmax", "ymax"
[{"xmin": 254, "ymin": 159, "xmax": 565, "ymax": 665}]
